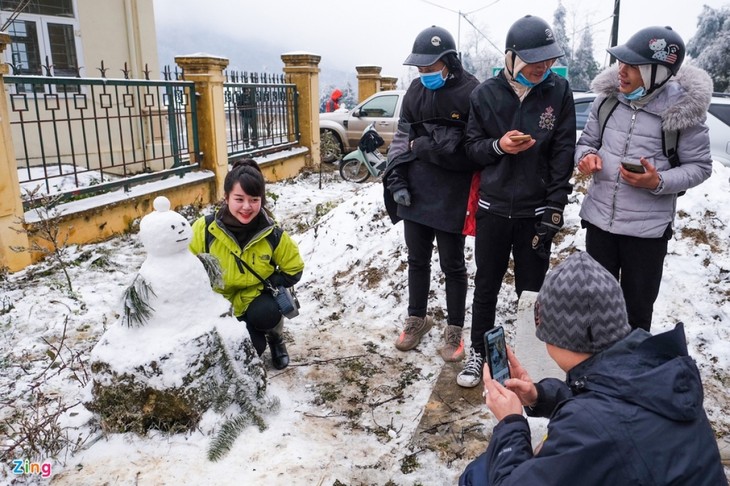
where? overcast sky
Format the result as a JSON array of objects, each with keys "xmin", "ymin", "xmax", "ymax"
[{"xmin": 153, "ymin": 0, "xmax": 728, "ymax": 80}]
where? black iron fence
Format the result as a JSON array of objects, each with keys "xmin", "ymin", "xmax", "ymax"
[
  {"xmin": 223, "ymin": 71, "xmax": 299, "ymax": 159},
  {"xmin": 6, "ymin": 64, "xmax": 301, "ymax": 210},
  {"xmin": 6, "ymin": 65, "xmax": 200, "ymax": 209}
]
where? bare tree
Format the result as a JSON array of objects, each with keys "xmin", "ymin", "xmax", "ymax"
[{"xmin": 12, "ymin": 189, "xmax": 75, "ymax": 294}]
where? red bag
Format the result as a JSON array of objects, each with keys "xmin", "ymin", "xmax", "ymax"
[{"xmin": 462, "ymin": 171, "xmax": 480, "ymax": 237}]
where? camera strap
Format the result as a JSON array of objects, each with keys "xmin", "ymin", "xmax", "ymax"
[{"xmin": 233, "ymin": 254, "xmax": 278, "ymax": 294}]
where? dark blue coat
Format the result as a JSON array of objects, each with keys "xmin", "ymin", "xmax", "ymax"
[{"xmin": 463, "ymin": 324, "xmax": 727, "ymax": 485}]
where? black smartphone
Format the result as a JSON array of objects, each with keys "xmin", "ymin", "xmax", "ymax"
[
  {"xmin": 484, "ymin": 326, "xmax": 510, "ymax": 385},
  {"xmin": 621, "ymin": 161, "xmax": 646, "ymax": 174}
]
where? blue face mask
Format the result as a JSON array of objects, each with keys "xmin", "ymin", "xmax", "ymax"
[
  {"xmin": 625, "ymin": 86, "xmax": 646, "ymax": 100},
  {"xmin": 515, "ymin": 70, "xmax": 550, "ymax": 88},
  {"xmin": 419, "ymin": 69, "xmax": 447, "ymax": 90}
]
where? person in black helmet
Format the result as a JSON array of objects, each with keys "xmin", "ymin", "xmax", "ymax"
[
  {"xmin": 383, "ymin": 26, "xmax": 480, "ymax": 362},
  {"xmin": 576, "ymin": 26, "xmax": 713, "ymax": 332},
  {"xmin": 458, "ymin": 15, "xmax": 575, "ymax": 388}
]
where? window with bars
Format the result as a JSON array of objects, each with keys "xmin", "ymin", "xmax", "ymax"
[
  {"xmin": 1, "ymin": 0, "xmax": 73, "ymax": 17},
  {"xmin": 2, "ymin": 0, "xmax": 81, "ymax": 92}
]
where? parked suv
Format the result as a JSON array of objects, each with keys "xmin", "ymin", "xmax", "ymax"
[
  {"xmin": 320, "ymin": 90, "xmax": 405, "ymax": 162},
  {"xmin": 572, "ymin": 91, "xmax": 730, "ymax": 167}
]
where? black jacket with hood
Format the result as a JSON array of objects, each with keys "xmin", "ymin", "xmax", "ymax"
[
  {"xmin": 465, "ymin": 70, "xmax": 575, "ymax": 218},
  {"xmin": 383, "ymin": 69, "xmax": 480, "ymax": 234},
  {"xmin": 480, "ymin": 324, "xmax": 727, "ymax": 485}
]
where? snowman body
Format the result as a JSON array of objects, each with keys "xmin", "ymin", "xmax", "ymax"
[{"xmin": 136, "ymin": 197, "xmax": 230, "ymax": 328}]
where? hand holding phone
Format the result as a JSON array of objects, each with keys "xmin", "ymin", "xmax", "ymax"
[
  {"xmin": 484, "ymin": 326, "xmax": 510, "ymax": 385},
  {"xmin": 621, "ymin": 161, "xmax": 646, "ymax": 174},
  {"xmin": 509, "ymin": 134, "xmax": 532, "ymax": 142}
]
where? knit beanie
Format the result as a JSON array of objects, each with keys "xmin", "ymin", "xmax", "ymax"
[{"xmin": 535, "ymin": 252, "xmax": 631, "ymax": 353}]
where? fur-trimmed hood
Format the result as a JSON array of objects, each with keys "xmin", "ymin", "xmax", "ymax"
[{"xmin": 590, "ymin": 64, "xmax": 713, "ymax": 132}]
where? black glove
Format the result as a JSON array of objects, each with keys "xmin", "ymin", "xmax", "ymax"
[
  {"xmin": 267, "ymin": 272, "xmax": 288, "ymax": 288},
  {"xmin": 532, "ymin": 204, "xmax": 564, "ymax": 260},
  {"xmin": 393, "ymin": 188, "xmax": 411, "ymax": 206}
]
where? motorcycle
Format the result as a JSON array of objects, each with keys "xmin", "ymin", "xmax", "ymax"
[{"xmin": 338, "ymin": 123, "xmax": 387, "ymax": 183}]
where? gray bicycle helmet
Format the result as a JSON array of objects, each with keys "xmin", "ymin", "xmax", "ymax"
[
  {"xmin": 403, "ymin": 26, "xmax": 457, "ymax": 67},
  {"xmin": 505, "ymin": 15, "xmax": 564, "ymax": 63}
]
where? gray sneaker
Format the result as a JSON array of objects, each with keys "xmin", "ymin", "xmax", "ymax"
[
  {"xmin": 439, "ymin": 325, "xmax": 465, "ymax": 362},
  {"xmin": 395, "ymin": 316, "xmax": 434, "ymax": 351},
  {"xmin": 457, "ymin": 347, "xmax": 484, "ymax": 388}
]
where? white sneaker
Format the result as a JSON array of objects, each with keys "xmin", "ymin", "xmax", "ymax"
[{"xmin": 457, "ymin": 347, "xmax": 484, "ymax": 388}]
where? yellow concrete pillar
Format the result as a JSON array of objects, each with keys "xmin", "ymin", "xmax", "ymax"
[
  {"xmin": 356, "ymin": 66, "xmax": 382, "ymax": 103},
  {"xmin": 380, "ymin": 76, "xmax": 398, "ymax": 91},
  {"xmin": 175, "ymin": 54, "xmax": 229, "ymax": 201},
  {"xmin": 0, "ymin": 33, "xmax": 32, "ymax": 272},
  {"xmin": 281, "ymin": 52, "xmax": 321, "ymax": 167}
]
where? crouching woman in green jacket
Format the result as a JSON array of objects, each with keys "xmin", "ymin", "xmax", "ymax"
[{"xmin": 189, "ymin": 159, "xmax": 304, "ymax": 369}]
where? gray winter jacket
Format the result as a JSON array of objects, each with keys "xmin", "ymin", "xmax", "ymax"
[{"xmin": 576, "ymin": 65, "xmax": 713, "ymax": 238}]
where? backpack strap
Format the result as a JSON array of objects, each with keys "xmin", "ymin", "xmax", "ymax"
[
  {"xmin": 662, "ymin": 128, "xmax": 680, "ymax": 168},
  {"xmin": 265, "ymin": 226, "xmax": 283, "ymax": 267},
  {"xmin": 597, "ymin": 95, "xmax": 620, "ymax": 148},
  {"xmin": 598, "ymin": 94, "xmax": 681, "ymax": 168},
  {"xmin": 204, "ymin": 213, "xmax": 215, "ymax": 253}
]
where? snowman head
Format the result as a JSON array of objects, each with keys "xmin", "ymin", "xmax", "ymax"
[{"xmin": 139, "ymin": 196, "xmax": 193, "ymax": 256}]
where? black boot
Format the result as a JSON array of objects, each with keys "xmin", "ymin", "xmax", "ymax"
[{"xmin": 266, "ymin": 320, "xmax": 289, "ymax": 370}]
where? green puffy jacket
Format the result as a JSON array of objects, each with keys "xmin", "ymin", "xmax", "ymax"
[{"xmin": 189, "ymin": 210, "xmax": 304, "ymax": 316}]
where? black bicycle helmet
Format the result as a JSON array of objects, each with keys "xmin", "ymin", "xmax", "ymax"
[
  {"xmin": 403, "ymin": 26, "xmax": 457, "ymax": 67},
  {"xmin": 505, "ymin": 15, "xmax": 564, "ymax": 63},
  {"xmin": 607, "ymin": 26, "xmax": 685, "ymax": 75}
]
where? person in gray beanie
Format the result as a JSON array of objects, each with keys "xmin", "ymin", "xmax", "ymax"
[
  {"xmin": 534, "ymin": 250, "xmax": 631, "ymax": 353},
  {"xmin": 460, "ymin": 251, "xmax": 726, "ymax": 486}
]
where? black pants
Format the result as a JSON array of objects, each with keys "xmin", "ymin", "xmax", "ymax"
[
  {"xmin": 403, "ymin": 220, "xmax": 467, "ymax": 327},
  {"xmin": 584, "ymin": 221, "xmax": 669, "ymax": 332},
  {"xmin": 471, "ymin": 211, "xmax": 549, "ymax": 355},
  {"xmin": 238, "ymin": 291, "xmax": 282, "ymax": 355},
  {"xmin": 239, "ymin": 109, "xmax": 258, "ymax": 146}
]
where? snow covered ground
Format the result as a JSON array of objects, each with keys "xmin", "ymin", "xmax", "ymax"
[{"xmin": 2, "ymin": 163, "xmax": 730, "ymax": 485}]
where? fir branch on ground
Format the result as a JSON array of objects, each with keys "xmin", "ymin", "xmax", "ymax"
[
  {"xmin": 207, "ymin": 414, "xmax": 256, "ymax": 462},
  {"xmin": 205, "ymin": 330, "xmax": 279, "ymax": 461}
]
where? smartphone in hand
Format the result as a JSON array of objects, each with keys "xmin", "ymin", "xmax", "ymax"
[
  {"xmin": 509, "ymin": 134, "xmax": 532, "ymax": 142},
  {"xmin": 621, "ymin": 161, "xmax": 646, "ymax": 174},
  {"xmin": 484, "ymin": 326, "xmax": 510, "ymax": 385}
]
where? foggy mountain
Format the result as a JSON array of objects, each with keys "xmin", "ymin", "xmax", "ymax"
[{"xmin": 156, "ymin": 24, "xmax": 356, "ymax": 94}]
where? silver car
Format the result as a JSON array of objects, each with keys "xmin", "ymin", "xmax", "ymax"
[{"xmin": 319, "ymin": 90, "xmax": 405, "ymax": 162}]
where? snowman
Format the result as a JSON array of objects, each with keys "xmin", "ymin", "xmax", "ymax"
[
  {"xmin": 88, "ymin": 196, "xmax": 278, "ymax": 461},
  {"xmin": 120, "ymin": 195, "xmax": 229, "ymax": 328},
  {"xmin": 96, "ymin": 194, "xmax": 256, "ymax": 361}
]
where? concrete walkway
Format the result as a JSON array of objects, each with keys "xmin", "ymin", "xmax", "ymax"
[{"xmin": 410, "ymin": 361, "xmax": 495, "ymax": 462}]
